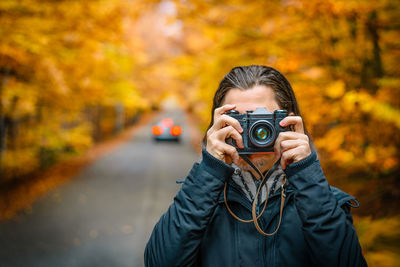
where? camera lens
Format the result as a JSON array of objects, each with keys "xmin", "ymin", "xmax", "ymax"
[
  {"xmin": 255, "ymin": 127, "xmax": 269, "ymax": 141},
  {"xmin": 249, "ymin": 120, "xmax": 276, "ymax": 147}
]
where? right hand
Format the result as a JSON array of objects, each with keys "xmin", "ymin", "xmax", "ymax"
[{"xmin": 206, "ymin": 104, "xmax": 244, "ymax": 164}]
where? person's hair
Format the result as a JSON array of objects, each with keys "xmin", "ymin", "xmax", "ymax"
[{"xmin": 204, "ymin": 65, "xmax": 315, "ymax": 150}]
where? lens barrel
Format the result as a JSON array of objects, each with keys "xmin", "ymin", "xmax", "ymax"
[{"xmin": 248, "ymin": 120, "xmax": 276, "ymax": 147}]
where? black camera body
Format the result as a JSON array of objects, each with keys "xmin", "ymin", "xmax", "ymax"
[{"xmin": 226, "ymin": 108, "xmax": 288, "ymax": 154}]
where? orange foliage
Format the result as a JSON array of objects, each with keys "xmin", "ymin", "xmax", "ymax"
[
  {"xmin": 0, "ymin": 0, "xmax": 155, "ymax": 180},
  {"xmin": 168, "ymin": 0, "xmax": 400, "ymax": 264},
  {"xmin": 1, "ymin": 0, "xmax": 399, "ymax": 263}
]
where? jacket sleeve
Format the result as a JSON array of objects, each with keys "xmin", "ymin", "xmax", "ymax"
[
  {"xmin": 284, "ymin": 152, "xmax": 367, "ymax": 267},
  {"xmin": 144, "ymin": 149, "xmax": 234, "ymax": 267}
]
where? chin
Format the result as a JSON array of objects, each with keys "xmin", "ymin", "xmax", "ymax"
[{"xmin": 236, "ymin": 154, "xmax": 275, "ymax": 172}]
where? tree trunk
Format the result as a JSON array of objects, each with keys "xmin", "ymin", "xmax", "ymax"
[
  {"xmin": 0, "ymin": 69, "xmax": 10, "ymax": 180},
  {"xmin": 361, "ymin": 11, "xmax": 384, "ymax": 91}
]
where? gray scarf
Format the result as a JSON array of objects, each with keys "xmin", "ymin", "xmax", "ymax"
[{"xmin": 231, "ymin": 163, "xmax": 286, "ymax": 203}]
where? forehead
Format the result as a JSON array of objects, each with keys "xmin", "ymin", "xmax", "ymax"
[{"xmin": 222, "ymin": 85, "xmax": 280, "ymax": 113}]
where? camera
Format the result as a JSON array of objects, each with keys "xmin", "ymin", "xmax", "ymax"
[{"xmin": 225, "ymin": 108, "xmax": 288, "ymax": 154}]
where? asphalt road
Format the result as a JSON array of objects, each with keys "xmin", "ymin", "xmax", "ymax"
[{"xmin": 0, "ymin": 109, "xmax": 200, "ymax": 267}]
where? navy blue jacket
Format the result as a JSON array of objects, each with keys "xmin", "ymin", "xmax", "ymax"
[{"xmin": 145, "ymin": 150, "xmax": 367, "ymax": 266}]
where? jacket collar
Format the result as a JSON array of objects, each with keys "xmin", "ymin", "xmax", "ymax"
[
  {"xmin": 218, "ymin": 178, "xmax": 295, "ymax": 210},
  {"xmin": 230, "ymin": 163, "xmax": 286, "ymax": 204}
]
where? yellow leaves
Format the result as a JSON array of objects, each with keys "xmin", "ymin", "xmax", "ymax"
[
  {"xmin": 0, "ymin": 44, "xmax": 30, "ymax": 66},
  {"xmin": 365, "ymin": 146, "xmax": 378, "ymax": 164},
  {"xmin": 184, "ymin": 30, "xmax": 213, "ymax": 53},
  {"xmin": 300, "ymin": 67, "xmax": 324, "ymax": 80},
  {"xmin": 364, "ymin": 145, "xmax": 398, "ymax": 171},
  {"xmin": 354, "ymin": 216, "xmax": 400, "ymax": 266},
  {"xmin": 0, "ymin": 0, "xmax": 156, "ymax": 181},
  {"xmin": 172, "ymin": 0, "xmax": 400, "ymax": 187},
  {"xmin": 343, "ymin": 91, "xmax": 400, "ymax": 129},
  {"xmin": 41, "ymin": 58, "xmax": 69, "ymax": 95},
  {"xmin": 280, "ymin": 59, "xmax": 301, "ymax": 73},
  {"xmin": 367, "ymin": 251, "xmax": 399, "ymax": 267},
  {"xmin": 260, "ymin": 21, "xmax": 276, "ymax": 37},
  {"xmin": 61, "ymin": 124, "xmax": 93, "ymax": 154},
  {"xmin": 331, "ymin": 149, "xmax": 355, "ymax": 164},
  {"xmin": 3, "ymin": 77, "xmax": 37, "ymax": 116},
  {"xmin": 325, "ymin": 80, "xmax": 345, "ymax": 99},
  {"xmin": 383, "ymin": 157, "xmax": 398, "ymax": 170},
  {"xmin": 315, "ymin": 126, "xmax": 359, "ymax": 166},
  {"xmin": 315, "ymin": 127, "xmax": 345, "ymax": 152},
  {"xmin": 315, "ymin": 120, "xmax": 398, "ymax": 169},
  {"xmin": 1, "ymin": 149, "xmax": 39, "ymax": 180},
  {"xmin": 355, "ymin": 215, "xmax": 400, "ymax": 248}
]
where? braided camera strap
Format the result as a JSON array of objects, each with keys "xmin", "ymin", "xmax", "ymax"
[{"xmin": 224, "ymin": 156, "xmax": 286, "ymax": 236}]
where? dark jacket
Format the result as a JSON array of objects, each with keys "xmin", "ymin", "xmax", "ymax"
[{"xmin": 145, "ymin": 150, "xmax": 367, "ymax": 266}]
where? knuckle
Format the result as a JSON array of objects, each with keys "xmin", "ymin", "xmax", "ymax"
[
  {"xmin": 281, "ymin": 140, "xmax": 289, "ymax": 147},
  {"xmin": 302, "ymin": 145, "xmax": 310, "ymax": 153},
  {"xmin": 227, "ymin": 146, "xmax": 236, "ymax": 154},
  {"xmin": 222, "ymin": 115, "xmax": 239, "ymax": 126},
  {"xmin": 281, "ymin": 131, "xmax": 290, "ymax": 137},
  {"xmin": 220, "ymin": 114, "xmax": 228, "ymax": 120},
  {"xmin": 206, "ymin": 128, "xmax": 213, "ymax": 138},
  {"xmin": 292, "ymin": 116, "xmax": 302, "ymax": 122},
  {"xmin": 214, "ymin": 142, "xmax": 224, "ymax": 151},
  {"xmin": 301, "ymin": 139, "xmax": 308, "ymax": 146},
  {"xmin": 232, "ymin": 118, "xmax": 241, "ymax": 126},
  {"xmin": 208, "ymin": 138, "xmax": 217, "ymax": 148},
  {"xmin": 214, "ymin": 107, "xmax": 221, "ymax": 117},
  {"xmin": 226, "ymin": 125, "xmax": 234, "ymax": 132},
  {"xmin": 283, "ymin": 149, "xmax": 292, "ymax": 158},
  {"xmin": 210, "ymin": 134, "xmax": 221, "ymax": 145},
  {"xmin": 233, "ymin": 130, "xmax": 242, "ymax": 138}
]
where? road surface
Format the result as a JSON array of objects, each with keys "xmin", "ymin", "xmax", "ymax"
[{"xmin": 0, "ymin": 109, "xmax": 200, "ymax": 267}]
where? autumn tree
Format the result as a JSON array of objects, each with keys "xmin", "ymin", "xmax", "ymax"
[
  {"xmin": 166, "ymin": 0, "xmax": 400, "ymax": 264},
  {"xmin": 0, "ymin": 0, "xmax": 151, "ymax": 180}
]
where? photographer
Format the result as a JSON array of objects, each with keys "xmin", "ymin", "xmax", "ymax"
[{"xmin": 144, "ymin": 65, "xmax": 367, "ymax": 266}]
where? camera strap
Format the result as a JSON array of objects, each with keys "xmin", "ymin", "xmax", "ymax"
[{"xmin": 224, "ymin": 155, "xmax": 286, "ymax": 236}]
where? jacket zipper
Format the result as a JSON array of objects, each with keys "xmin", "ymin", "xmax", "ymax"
[{"xmin": 223, "ymin": 182, "xmax": 295, "ymax": 267}]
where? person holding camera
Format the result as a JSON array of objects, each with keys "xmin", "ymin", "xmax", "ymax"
[{"xmin": 144, "ymin": 65, "xmax": 367, "ymax": 266}]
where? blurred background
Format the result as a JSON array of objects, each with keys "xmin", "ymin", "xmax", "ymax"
[{"xmin": 0, "ymin": 0, "xmax": 399, "ymax": 266}]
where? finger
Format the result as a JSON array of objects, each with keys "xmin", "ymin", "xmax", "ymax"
[
  {"xmin": 207, "ymin": 138, "xmax": 240, "ymax": 164},
  {"xmin": 279, "ymin": 115, "xmax": 304, "ymax": 133},
  {"xmin": 277, "ymin": 131, "xmax": 309, "ymax": 142},
  {"xmin": 213, "ymin": 104, "xmax": 236, "ymax": 120},
  {"xmin": 281, "ymin": 147, "xmax": 300, "ymax": 169},
  {"xmin": 281, "ymin": 146, "xmax": 310, "ymax": 169},
  {"xmin": 209, "ymin": 105, "xmax": 238, "ymax": 137},
  {"xmin": 215, "ymin": 126, "xmax": 244, "ymax": 148},
  {"xmin": 280, "ymin": 139, "xmax": 304, "ymax": 153},
  {"xmin": 212, "ymin": 114, "xmax": 243, "ymax": 133},
  {"xmin": 274, "ymin": 132, "xmax": 308, "ymax": 157},
  {"xmin": 221, "ymin": 143, "xmax": 240, "ymax": 165},
  {"xmin": 281, "ymin": 149, "xmax": 294, "ymax": 170}
]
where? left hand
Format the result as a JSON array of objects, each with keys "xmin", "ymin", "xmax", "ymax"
[{"xmin": 274, "ymin": 114, "xmax": 311, "ymax": 169}]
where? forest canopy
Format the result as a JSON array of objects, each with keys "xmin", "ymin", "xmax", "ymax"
[{"xmin": 0, "ymin": 0, "xmax": 399, "ymax": 265}]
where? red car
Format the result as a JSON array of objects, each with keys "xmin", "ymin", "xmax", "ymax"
[{"xmin": 152, "ymin": 118, "xmax": 182, "ymax": 142}]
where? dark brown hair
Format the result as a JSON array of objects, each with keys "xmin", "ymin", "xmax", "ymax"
[{"xmin": 204, "ymin": 65, "xmax": 314, "ymax": 149}]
